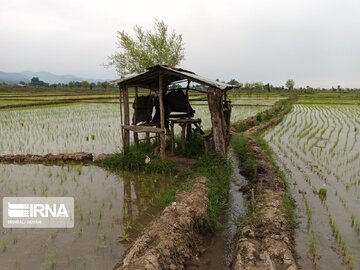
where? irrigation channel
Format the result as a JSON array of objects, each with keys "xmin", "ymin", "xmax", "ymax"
[{"xmin": 201, "ymin": 148, "xmax": 248, "ymax": 269}]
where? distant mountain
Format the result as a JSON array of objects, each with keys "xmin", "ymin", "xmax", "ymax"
[
  {"xmin": 0, "ymin": 71, "xmax": 104, "ymax": 84},
  {"xmin": 0, "ymin": 71, "xmax": 30, "ymax": 84}
]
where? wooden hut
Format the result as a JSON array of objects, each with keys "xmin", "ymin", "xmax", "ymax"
[{"xmin": 111, "ymin": 65, "xmax": 235, "ymax": 158}]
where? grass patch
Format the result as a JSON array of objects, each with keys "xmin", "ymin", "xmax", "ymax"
[
  {"xmin": 103, "ymin": 143, "xmax": 176, "ymax": 174},
  {"xmin": 175, "ymin": 130, "xmax": 204, "ymax": 158},
  {"xmin": 231, "ymin": 133, "xmax": 257, "ymax": 180},
  {"xmin": 156, "ymin": 185, "xmax": 190, "ymax": 208},
  {"xmin": 232, "ymin": 94, "xmax": 297, "ymax": 133},
  {"xmin": 157, "ymin": 188, "xmax": 179, "ymax": 208},
  {"xmin": 183, "ymin": 154, "xmax": 232, "ymax": 230}
]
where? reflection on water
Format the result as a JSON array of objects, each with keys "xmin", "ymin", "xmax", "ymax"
[{"xmin": 0, "ymin": 164, "xmax": 176, "ymax": 270}]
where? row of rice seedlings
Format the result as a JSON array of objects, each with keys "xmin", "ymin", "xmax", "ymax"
[
  {"xmin": 328, "ymin": 214, "xmax": 354, "ymax": 269},
  {"xmin": 265, "ymin": 104, "xmax": 360, "ymax": 269},
  {"xmin": 0, "ymin": 103, "xmax": 122, "ymax": 155},
  {"xmin": 350, "ymin": 214, "xmax": 360, "ymax": 236}
]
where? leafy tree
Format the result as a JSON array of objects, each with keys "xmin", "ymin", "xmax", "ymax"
[
  {"xmin": 108, "ymin": 19, "xmax": 185, "ymax": 76},
  {"xmin": 81, "ymin": 81, "xmax": 90, "ymax": 89},
  {"xmin": 286, "ymin": 79, "xmax": 295, "ymax": 91},
  {"xmin": 101, "ymin": 81, "xmax": 109, "ymax": 89},
  {"xmin": 68, "ymin": 81, "xmax": 75, "ymax": 88},
  {"xmin": 227, "ymin": 79, "xmax": 240, "ymax": 86},
  {"xmin": 30, "ymin": 77, "xmax": 47, "ymax": 86}
]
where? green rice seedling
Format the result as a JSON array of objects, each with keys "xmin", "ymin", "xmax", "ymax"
[
  {"xmin": 79, "ymin": 208, "xmax": 84, "ymax": 222},
  {"xmin": 12, "ymin": 235, "xmax": 18, "ymax": 245},
  {"xmin": 111, "ymin": 216, "xmax": 116, "ymax": 228},
  {"xmin": 119, "ymin": 231, "xmax": 130, "ymax": 242},
  {"xmin": 95, "ymin": 241, "xmax": 107, "ymax": 250},
  {"xmin": 318, "ymin": 186, "xmax": 327, "ymax": 201},
  {"xmin": 0, "ymin": 240, "xmax": 8, "ymax": 252},
  {"xmin": 76, "ymin": 165, "xmax": 82, "ymax": 176},
  {"xmin": 75, "ymin": 225, "xmax": 83, "ymax": 237},
  {"xmin": 309, "ymin": 230, "xmax": 318, "ymax": 264},
  {"xmin": 87, "ymin": 209, "xmax": 92, "ymax": 225},
  {"xmin": 99, "ymin": 230, "xmax": 107, "ymax": 241},
  {"xmin": 47, "ymin": 252, "xmax": 57, "ymax": 270}
]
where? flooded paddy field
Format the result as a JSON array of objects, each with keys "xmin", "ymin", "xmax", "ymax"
[
  {"xmin": 0, "ymin": 164, "xmax": 176, "ymax": 269},
  {"xmin": 264, "ymin": 104, "xmax": 360, "ymax": 269},
  {"xmin": 0, "ymin": 102, "xmax": 270, "ymax": 155},
  {"xmin": 0, "ymin": 92, "xmax": 282, "ymax": 269}
]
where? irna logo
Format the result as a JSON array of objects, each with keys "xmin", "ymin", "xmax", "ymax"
[
  {"xmin": 8, "ymin": 202, "xmax": 69, "ymax": 218},
  {"xmin": 3, "ymin": 197, "xmax": 74, "ymax": 228}
]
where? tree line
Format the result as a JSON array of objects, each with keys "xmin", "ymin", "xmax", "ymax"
[{"xmin": 15, "ymin": 77, "xmax": 112, "ymax": 89}]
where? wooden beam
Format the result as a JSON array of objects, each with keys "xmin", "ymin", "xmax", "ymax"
[
  {"xmin": 123, "ymin": 85, "xmax": 130, "ymax": 150},
  {"xmin": 158, "ymin": 71, "xmax": 166, "ymax": 159},
  {"xmin": 122, "ymin": 125, "xmax": 165, "ymax": 133}
]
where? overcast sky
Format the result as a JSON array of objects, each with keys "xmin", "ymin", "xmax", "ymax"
[{"xmin": 0, "ymin": 0, "xmax": 359, "ymax": 88}]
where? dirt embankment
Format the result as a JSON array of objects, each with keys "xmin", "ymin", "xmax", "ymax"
[
  {"xmin": 114, "ymin": 177, "xmax": 209, "ymax": 270},
  {"xmin": 231, "ymin": 99, "xmax": 298, "ymax": 270},
  {"xmin": 0, "ymin": 152, "xmax": 95, "ymax": 163},
  {"xmin": 0, "ymin": 96, "xmax": 117, "ymax": 110}
]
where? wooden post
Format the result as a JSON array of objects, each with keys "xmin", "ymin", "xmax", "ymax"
[
  {"xmin": 133, "ymin": 86, "xmax": 139, "ymax": 146},
  {"xmin": 158, "ymin": 72, "xmax": 166, "ymax": 159},
  {"xmin": 123, "ymin": 85, "xmax": 130, "ymax": 151},
  {"xmin": 185, "ymin": 80, "xmax": 191, "ymax": 140},
  {"xmin": 180, "ymin": 124, "xmax": 186, "ymax": 151},
  {"xmin": 119, "ymin": 86, "xmax": 124, "ymax": 145},
  {"xmin": 170, "ymin": 121, "xmax": 175, "ymax": 154},
  {"xmin": 146, "ymin": 132, "xmax": 150, "ymax": 145},
  {"xmin": 207, "ymin": 87, "xmax": 227, "ymax": 156}
]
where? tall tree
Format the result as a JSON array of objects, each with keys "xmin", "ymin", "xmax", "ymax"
[
  {"xmin": 108, "ymin": 19, "xmax": 185, "ymax": 76},
  {"xmin": 286, "ymin": 79, "xmax": 295, "ymax": 91}
]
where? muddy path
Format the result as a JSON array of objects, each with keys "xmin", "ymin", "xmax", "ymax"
[
  {"xmin": 0, "ymin": 96, "xmax": 117, "ymax": 109},
  {"xmin": 0, "ymin": 152, "xmax": 97, "ymax": 163},
  {"xmin": 114, "ymin": 177, "xmax": 209, "ymax": 270},
  {"xmin": 231, "ymin": 97, "xmax": 298, "ymax": 270}
]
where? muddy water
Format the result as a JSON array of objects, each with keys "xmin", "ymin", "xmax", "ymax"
[
  {"xmin": 264, "ymin": 104, "xmax": 360, "ymax": 270},
  {"xmin": 0, "ymin": 164, "xmax": 177, "ymax": 270},
  {"xmin": 201, "ymin": 148, "xmax": 247, "ymax": 269}
]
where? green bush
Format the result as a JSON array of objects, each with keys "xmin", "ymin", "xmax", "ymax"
[
  {"xmin": 190, "ymin": 154, "xmax": 232, "ymax": 229},
  {"xmin": 103, "ymin": 143, "xmax": 175, "ymax": 174},
  {"xmin": 231, "ymin": 133, "xmax": 257, "ymax": 180},
  {"xmin": 175, "ymin": 129, "xmax": 204, "ymax": 157}
]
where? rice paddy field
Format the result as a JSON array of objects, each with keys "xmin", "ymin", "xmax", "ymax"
[
  {"xmin": 0, "ymin": 88, "xmax": 281, "ymax": 269},
  {"xmin": 0, "ymin": 99, "xmax": 271, "ymax": 155},
  {"xmin": 0, "ymin": 164, "xmax": 176, "ymax": 269},
  {"xmin": 264, "ymin": 98, "xmax": 360, "ymax": 269}
]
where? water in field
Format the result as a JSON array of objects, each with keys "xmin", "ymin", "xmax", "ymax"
[
  {"xmin": 0, "ymin": 102, "xmax": 268, "ymax": 155},
  {"xmin": 264, "ymin": 104, "xmax": 360, "ymax": 270},
  {"xmin": 0, "ymin": 164, "xmax": 176, "ymax": 270}
]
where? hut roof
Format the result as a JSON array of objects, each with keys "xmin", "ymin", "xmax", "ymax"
[{"xmin": 111, "ymin": 65, "xmax": 235, "ymax": 91}]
